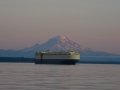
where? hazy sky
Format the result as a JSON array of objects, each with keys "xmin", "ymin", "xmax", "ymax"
[{"xmin": 0, "ymin": 0, "xmax": 120, "ymax": 54}]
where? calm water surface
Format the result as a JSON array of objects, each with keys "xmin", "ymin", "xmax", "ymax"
[{"xmin": 0, "ymin": 63, "xmax": 120, "ymax": 90}]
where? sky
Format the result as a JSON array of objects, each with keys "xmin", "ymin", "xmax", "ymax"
[{"xmin": 0, "ymin": 0, "xmax": 120, "ymax": 54}]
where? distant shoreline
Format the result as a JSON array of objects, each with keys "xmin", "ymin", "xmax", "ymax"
[
  {"xmin": 0, "ymin": 57, "xmax": 120, "ymax": 64},
  {"xmin": 0, "ymin": 57, "xmax": 34, "ymax": 63}
]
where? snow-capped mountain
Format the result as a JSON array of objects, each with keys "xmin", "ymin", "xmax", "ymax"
[
  {"xmin": 21, "ymin": 35, "xmax": 82, "ymax": 52},
  {"xmin": 0, "ymin": 35, "xmax": 118, "ymax": 58}
]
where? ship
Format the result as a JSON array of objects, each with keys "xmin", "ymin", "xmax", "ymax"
[{"xmin": 34, "ymin": 51, "xmax": 80, "ymax": 65}]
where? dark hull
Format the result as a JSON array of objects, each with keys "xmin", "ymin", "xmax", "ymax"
[{"xmin": 34, "ymin": 59, "xmax": 79, "ymax": 65}]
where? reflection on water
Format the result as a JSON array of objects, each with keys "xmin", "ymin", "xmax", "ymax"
[{"xmin": 0, "ymin": 63, "xmax": 120, "ymax": 90}]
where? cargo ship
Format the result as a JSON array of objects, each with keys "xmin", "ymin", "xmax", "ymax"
[{"xmin": 34, "ymin": 51, "xmax": 80, "ymax": 65}]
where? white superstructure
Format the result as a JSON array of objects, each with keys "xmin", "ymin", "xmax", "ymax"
[
  {"xmin": 35, "ymin": 51, "xmax": 80, "ymax": 60},
  {"xmin": 35, "ymin": 51, "xmax": 80, "ymax": 64}
]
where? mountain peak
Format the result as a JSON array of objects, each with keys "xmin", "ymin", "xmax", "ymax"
[
  {"xmin": 49, "ymin": 35, "xmax": 70, "ymax": 43},
  {"xmin": 21, "ymin": 35, "xmax": 81, "ymax": 52},
  {"xmin": 42, "ymin": 35, "xmax": 81, "ymax": 51},
  {"xmin": 55, "ymin": 35, "xmax": 68, "ymax": 40}
]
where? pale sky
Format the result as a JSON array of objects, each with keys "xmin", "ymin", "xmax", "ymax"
[{"xmin": 0, "ymin": 0, "xmax": 120, "ymax": 54}]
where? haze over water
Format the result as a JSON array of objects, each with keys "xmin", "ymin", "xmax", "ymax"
[
  {"xmin": 0, "ymin": 63, "xmax": 120, "ymax": 90},
  {"xmin": 0, "ymin": 0, "xmax": 120, "ymax": 54}
]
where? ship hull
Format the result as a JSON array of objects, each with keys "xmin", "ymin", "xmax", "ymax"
[{"xmin": 34, "ymin": 59, "xmax": 79, "ymax": 65}]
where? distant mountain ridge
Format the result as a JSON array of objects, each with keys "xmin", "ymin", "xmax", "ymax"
[
  {"xmin": 0, "ymin": 35, "xmax": 119, "ymax": 58},
  {"xmin": 21, "ymin": 35, "xmax": 82, "ymax": 52}
]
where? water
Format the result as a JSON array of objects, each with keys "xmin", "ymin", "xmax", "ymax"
[
  {"xmin": 0, "ymin": 63, "xmax": 120, "ymax": 90},
  {"xmin": 80, "ymin": 56, "xmax": 120, "ymax": 64}
]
